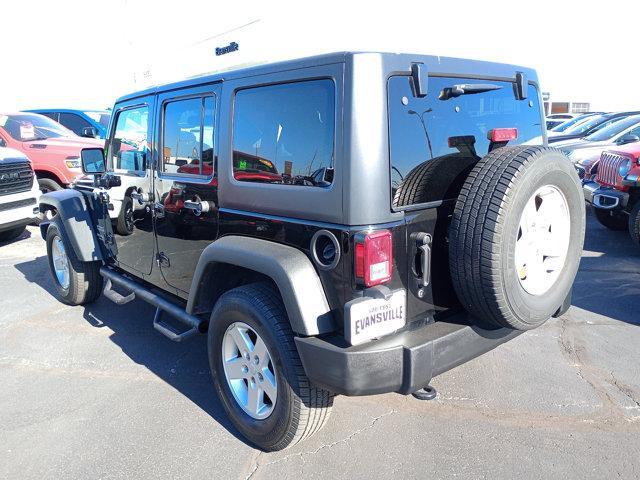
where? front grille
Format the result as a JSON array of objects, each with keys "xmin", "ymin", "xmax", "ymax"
[
  {"xmin": 0, "ymin": 197, "xmax": 36, "ymax": 212},
  {"xmin": 596, "ymin": 152, "xmax": 628, "ymax": 187},
  {"xmin": 0, "ymin": 161, "xmax": 34, "ymax": 196}
]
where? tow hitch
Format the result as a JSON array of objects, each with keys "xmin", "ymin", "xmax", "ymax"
[{"xmin": 412, "ymin": 386, "xmax": 437, "ymax": 401}]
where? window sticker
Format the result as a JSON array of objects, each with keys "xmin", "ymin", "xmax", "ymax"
[{"xmin": 20, "ymin": 124, "xmax": 35, "ymax": 139}]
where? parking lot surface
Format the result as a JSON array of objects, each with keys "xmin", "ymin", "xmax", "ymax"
[{"xmin": 1, "ymin": 212, "xmax": 639, "ymax": 480}]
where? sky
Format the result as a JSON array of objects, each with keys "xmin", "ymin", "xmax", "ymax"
[{"xmin": 2, "ymin": 0, "xmax": 639, "ymax": 113}]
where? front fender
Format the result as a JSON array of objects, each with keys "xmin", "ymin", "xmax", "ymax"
[
  {"xmin": 39, "ymin": 189, "xmax": 104, "ymax": 261},
  {"xmin": 187, "ymin": 235, "xmax": 334, "ymax": 336}
]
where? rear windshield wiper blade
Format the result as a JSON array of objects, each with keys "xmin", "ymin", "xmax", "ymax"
[{"xmin": 439, "ymin": 83, "xmax": 502, "ymax": 100}]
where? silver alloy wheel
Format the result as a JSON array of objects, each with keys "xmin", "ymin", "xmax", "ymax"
[
  {"xmin": 515, "ymin": 185, "xmax": 571, "ymax": 296},
  {"xmin": 51, "ymin": 235, "xmax": 70, "ymax": 290},
  {"xmin": 222, "ymin": 322, "xmax": 277, "ymax": 420}
]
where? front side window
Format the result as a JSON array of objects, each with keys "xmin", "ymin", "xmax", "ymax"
[
  {"xmin": 108, "ymin": 106, "xmax": 149, "ymax": 173},
  {"xmin": 232, "ymin": 79, "xmax": 335, "ymax": 186},
  {"xmin": 388, "ymin": 76, "xmax": 543, "ymax": 207},
  {"xmin": 162, "ymin": 96, "xmax": 215, "ymax": 176}
]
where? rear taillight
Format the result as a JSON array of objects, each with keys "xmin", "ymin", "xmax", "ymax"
[{"xmin": 354, "ymin": 230, "xmax": 393, "ymax": 287}]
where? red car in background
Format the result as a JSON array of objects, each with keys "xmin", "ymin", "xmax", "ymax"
[
  {"xmin": 583, "ymin": 142, "xmax": 640, "ymax": 246},
  {"xmin": 0, "ymin": 112, "xmax": 103, "ymax": 193}
]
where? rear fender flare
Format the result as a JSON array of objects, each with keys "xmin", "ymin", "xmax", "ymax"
[{"xmin": 187, "ymin": 235, "xmax": 334, "ymax": 336}]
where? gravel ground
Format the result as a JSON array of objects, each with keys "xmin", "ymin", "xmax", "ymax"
[{"xmin": 1, "ymin": 211, "xmax": 639, "ymax": 479}]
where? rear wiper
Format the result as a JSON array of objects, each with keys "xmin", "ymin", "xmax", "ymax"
[{"xmin": 439, "ymin": 83, "xmax": 502, "ymax": 100}]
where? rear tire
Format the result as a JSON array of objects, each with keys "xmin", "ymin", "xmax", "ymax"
[
  {"xmin": 628, "ymin": 202, "xmax": 640, "ymax": 247},
  {"xmin": 0, "ymin": 226, "xmax": 26, "ymax": 243},
  {"xmin": 449, "ymin": 146, "xmax": 585, "ymax": 330},
  {"xmin": 208, "ymin": 283, "xmax": 333, "ymax": 451},
  {"xmin": 45, "ymin": 219, "xmax": 103, "ymax": 305},
  {"xmin": 594, "ymin": 207, "xmax": 627, "ymax": 231}
]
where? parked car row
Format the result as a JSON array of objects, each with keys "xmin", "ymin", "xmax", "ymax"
[{"xmin": 0, "ymin": 110, "xmax": 110, "ymax": 241}]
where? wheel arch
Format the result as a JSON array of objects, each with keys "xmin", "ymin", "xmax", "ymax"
[
  {"xmin": 187, "ymin": 236, "xmax": 334, "ymax": 336},
  {"xmin": 39, "ymin": 189, "xmax": 104, "ymax": 261}
]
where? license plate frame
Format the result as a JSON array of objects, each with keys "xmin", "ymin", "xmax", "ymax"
[{"xmin": 344, "ymin": 289, "xmax": 406, "ymax": 346}]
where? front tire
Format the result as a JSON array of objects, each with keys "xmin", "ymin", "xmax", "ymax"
[
  {"xmin": 46, "ymin": 219, "xmax": 103, "ymax": 305},
  {"xmin": 449, "ymin": 146, "xmax": 585, "ymax": 330},
  {"xmin": 208, "ymin": 283, "xmax": 333, "ymax": 451},
  {"xmin": 594, "ymin": 207, "xmax": 627, "ymax": 231},
  {"xmin": 38, "ymin": 178, "xmax": 63, "ymax": 194}
]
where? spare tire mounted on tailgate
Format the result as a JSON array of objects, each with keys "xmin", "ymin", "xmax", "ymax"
[{"xmin": 449, "ymin": 146, "xmax": 585, "ymax": 330}]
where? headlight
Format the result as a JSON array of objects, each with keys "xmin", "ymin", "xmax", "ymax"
[
  {"xmin": 619, "ymin": 159, "xmax": 633, "ymax": 177},
  {"xmin": 65, "ymin": 156, "xmax": 80, "ymax": 169}
]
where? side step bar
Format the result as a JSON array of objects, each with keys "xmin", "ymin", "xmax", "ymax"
[{"xmin": 100, "ymin": 267, "xmax": 204, "ymax": 342}]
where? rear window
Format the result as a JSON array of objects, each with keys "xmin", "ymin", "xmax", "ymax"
[{"xmin": 388, "ymin": 76, "xmax": 543, "ymax": 207}]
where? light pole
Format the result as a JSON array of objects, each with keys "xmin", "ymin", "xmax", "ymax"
[{"xmin": 408, "ymin": 108, "xmax": 434, "ymax": 159}]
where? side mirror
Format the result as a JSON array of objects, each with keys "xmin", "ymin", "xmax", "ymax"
[
  {"xmin": 81, "ymin": 126, "xmax": 98, "ymax": 138},
  {"xmin": 81, "ymin": 148, "xmax": 106, "ymax": 174},
  {"xmin": 618, "ymin": 134, "xmax": 640, "ymax": 145}
]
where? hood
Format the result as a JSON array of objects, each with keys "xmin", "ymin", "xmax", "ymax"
[{"xmin": 23, "ymin": 136, "xmax": 104, "ymax": 149}]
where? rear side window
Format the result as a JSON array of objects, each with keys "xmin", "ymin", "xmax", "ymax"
[
  {"xmin": 232, "ymin": 79, "xmax": 335, "ymax": 187},
  {"xmin": 388, "ymin": 76, "xmax": 543, "ymax": 207},
  {"xmin": 59, "ymin": 113, "xmax": 93, "ymax": 136}
]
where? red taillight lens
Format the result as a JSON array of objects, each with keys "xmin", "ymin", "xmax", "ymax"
[
  {"xmin": 487, "ymin": 128, "xmax": 518, "ymax": 142},
  {"xmin": 354, "ymin": 230, "xmax": 393, "ymax": 287}
]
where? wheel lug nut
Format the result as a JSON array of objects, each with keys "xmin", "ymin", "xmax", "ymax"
[
  {"xmin": 242, "ymin": 365, "xmax": 248, "ymax": 374},
  {"xmin": 253, "ymin": 355, "xmax": 259, "ymax": 365},
  {"xmin": 258, "ymin": 373, "xmax": 264, "ymax": 382}
]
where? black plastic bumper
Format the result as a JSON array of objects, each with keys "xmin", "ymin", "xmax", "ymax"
[
  {"xmin": 295, "ymin": 314, "xmax": 522, "ymax": 396},
  {"xmin": 583, "ymin": 181, "xmax": 629, "ymax": 210}
]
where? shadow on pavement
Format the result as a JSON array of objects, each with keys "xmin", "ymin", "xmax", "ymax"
[
  {"xmin": 13, "ymin": 256, "xmax": 246, "ymax": 446},
  {"xmin": 572, "ymin": 210, "xmax": 640, "ymax": 325}
]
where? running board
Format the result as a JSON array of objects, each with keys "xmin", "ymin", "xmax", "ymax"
[{"xmin": 100, "ymin": 267, "xmax": 204, "ymax": 342}]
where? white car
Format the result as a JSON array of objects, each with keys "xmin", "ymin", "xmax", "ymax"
[{"xmin": 0, "ymin": 147, "xmax": 41, "ymax": 242}]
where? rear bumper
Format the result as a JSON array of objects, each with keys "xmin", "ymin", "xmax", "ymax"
[
  {"xmin": 295, "ymin": 314, "xmax": 521, "ymax": 396},
  {"xmin": 582, "ymin": 181, "xmax": 629, "ymax": 210}
]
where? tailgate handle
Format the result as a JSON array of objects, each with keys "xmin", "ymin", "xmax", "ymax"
[{"xmin": 415, "ymin": 233, "xmax": 432, "ymax": 287}]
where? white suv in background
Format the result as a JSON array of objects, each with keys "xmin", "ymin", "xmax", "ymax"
[{"xmin": 0, "ymin": 147, "xmax": 40, "ymax": 243}]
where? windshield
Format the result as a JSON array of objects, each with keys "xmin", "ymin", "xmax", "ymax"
[
  {"xmin": 584, "ymin": 116, "xmax": 640, "ymax": 141},
  {"xmin": 562, "ymin": 115, "xmax": 609, "ymax": 134},
  {"xmin": 551, "ymin": 115, "xmax": 592, "ymax": 132},
  {"xmin": 84, "ymin": 111, "xmax": 111, "ymax": 128},
  {"xmin": 0, "ymin": 113, "xmax": 74, "ymax": 140}
]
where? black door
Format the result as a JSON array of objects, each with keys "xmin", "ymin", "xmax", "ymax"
[
  {"xmin": 106, "ymin": 98, "xmax": 156, "ymax": 278},
  {"xmin": 153, "ymin": 85, "xmax": 221, "ymax": 297}
]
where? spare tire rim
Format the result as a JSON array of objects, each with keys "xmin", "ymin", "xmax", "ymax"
[
  {"xmin": 222, "ymin": 322, "xmax": 277, "ymax": 420},
  {"xmin": 51, "ymin": 235, "xmax": 70, "ymax": 290},
  {"xmin": 515, "ymin": 185, "xmax": 571, "ymax": 296}
]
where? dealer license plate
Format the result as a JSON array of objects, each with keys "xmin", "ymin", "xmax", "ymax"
[{"xmin": 345, "ymin": 289, "xmax": 406, "ymax": 345}]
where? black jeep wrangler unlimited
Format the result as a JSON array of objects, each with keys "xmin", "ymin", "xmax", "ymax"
[{"xmin": 40, "ymin": 52, "xmax": 585, "ymax": 451}]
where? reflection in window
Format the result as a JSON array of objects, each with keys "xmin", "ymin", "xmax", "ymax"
[
  {"xmin": 162, "ymin": 96, "xmax": 215, "ymax": 176},
  {"xmin": 388, "ymin": 76, "xmax": 543, "ymax": 207},
  {"xmin": 232, "ymin": 79, "xmax": 335, "ymax": 187},
  {"xmin": 109, "ymin": 106, "xmax": 149, "ymax": 172}
]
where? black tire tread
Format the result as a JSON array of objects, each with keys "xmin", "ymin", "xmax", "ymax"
[
  {"xmin": 47, "ymin": 219, "xmax": 103, "ymax": 305},
  {"xmin": 449, "ymin": 146, "xmax": 570, "ymax": 330},
  {"xmin": 629, "ymin": 202, "xmax": 640, "ymax": 247},
  {"xmin": 594, "ymin": 207, "xmax": 627, "ymax": 231},
  {"xmin": 219, "ymin": 283, "xmax": 333, "ymax": 451}
]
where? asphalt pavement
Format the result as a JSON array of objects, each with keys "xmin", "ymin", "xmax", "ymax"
[{"xmin": 1, "ymin": 211, "xmax": 639, "ymax": 479}]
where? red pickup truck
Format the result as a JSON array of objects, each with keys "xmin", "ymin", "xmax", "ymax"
[
  {"xmin": 583, "ymin": 142, "xmax": 640, "ymax": 246},
  {"xmin": 0, "ymin": 112, "xmax": 103, "ymax": 193}
]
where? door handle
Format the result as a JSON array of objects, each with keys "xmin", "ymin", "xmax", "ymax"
[
  {"xmin": 415, "ymin": 232, "xmax": 432, "ymax": 287},
  {"xmin": 183, "ymin": 200, "xmax": 211, "ymax": 217}
]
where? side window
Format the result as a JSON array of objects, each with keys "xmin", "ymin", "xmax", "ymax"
[
  {"xmin": 108, "ymin": 106, "xmax": 149, "ymax": 173},
  {"xmin": 232, "ymin": 79, "xmax": 335, "ymax": 186},
  {"xmin": 59, "ymin": 113, "xmax": 92, "ymax": 136},
  {"xmin": 162, "ymin": 96, "xmax": 215, "ymax": 176}
]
